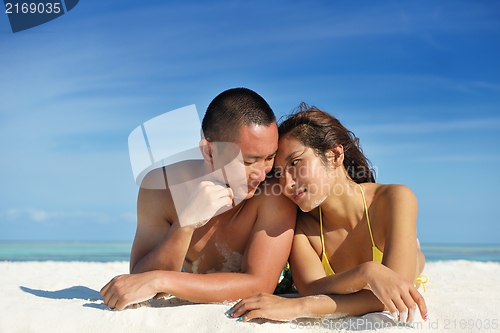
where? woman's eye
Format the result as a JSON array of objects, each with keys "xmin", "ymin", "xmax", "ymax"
[{"xmin": 290, "ymin": 160, "xmax": 299, "ymax": 167}]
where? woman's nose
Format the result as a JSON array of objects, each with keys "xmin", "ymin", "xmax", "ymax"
[{"xmin": 282, "ymin": 173, "xmax": 296, "ymax": 196}]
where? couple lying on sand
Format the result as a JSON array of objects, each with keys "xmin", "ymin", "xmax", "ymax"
[{"xmin": 100, "ymin": 87, "xmax": 428, "ymax": 325}]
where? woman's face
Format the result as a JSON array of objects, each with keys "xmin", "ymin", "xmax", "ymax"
[{"xmin": 275, "ymin": 135, "xmax": 335, "ymax": 212}]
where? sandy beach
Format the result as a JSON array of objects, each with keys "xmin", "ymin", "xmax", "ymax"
[{"xmin": 1, "ymin": 260, "xmax": 499, "ymax": 333}]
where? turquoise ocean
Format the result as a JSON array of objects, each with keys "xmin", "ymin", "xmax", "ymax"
[{"xmin": 0, "ymin": 241, "xmax": 500, "ymax": 262}]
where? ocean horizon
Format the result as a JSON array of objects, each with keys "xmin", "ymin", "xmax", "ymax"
[{"xmin": 1, "ymin": 241, "xmax": 500, "ymax": 263}]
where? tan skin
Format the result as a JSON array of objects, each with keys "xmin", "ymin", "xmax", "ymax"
[
  {"xmin": 100, "ymin": 124, "xmax": 296, "ymax": 310},
  {"xmin": 231, "ymin": 135, "xmax": 428, "ymax": 323}
]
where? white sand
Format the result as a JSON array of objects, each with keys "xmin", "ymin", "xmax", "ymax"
[{"xmin": 1, "ymin": 260, "xmax": 499, "ymax": 333}]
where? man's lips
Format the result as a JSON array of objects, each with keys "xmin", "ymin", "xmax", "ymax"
[
  {"xmin": 247, "ymin": 183, "xmax": 259, "ymax": 191},
  {"xmin": 248, "ymin": 180, "xmax": 261, "ymax": 189},
  {"xmin": 235, "ymin": 182, "xmax": 259, "ymax": 192}
]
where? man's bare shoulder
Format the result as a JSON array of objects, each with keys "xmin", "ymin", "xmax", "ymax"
[
  {"xmin": 295, "ymin": 209, "xmax": 319, "ymax": 234},
  {"xmin": 243, "ymin": 176, "xmax": 297, "ymax": 235},
  {"xmin": 137, "ymin": 160, "xmax": 206, "ymax": 222},
  {"xmin": 140, "ymin": 160, "xmax": 204, "ymax": 189},
  {"xmin": 250, "ymin": 176, "xmax": 294, "ymax": 208}
]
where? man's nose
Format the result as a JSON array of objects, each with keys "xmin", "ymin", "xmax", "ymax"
[{"xmin": 249, "ymin": 164, "xmax": 267, "ymax": 182}]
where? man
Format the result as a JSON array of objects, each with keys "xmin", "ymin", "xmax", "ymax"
[{"xmin": 101, "ymin": 88, "xmax": 296, "ymax": 310}]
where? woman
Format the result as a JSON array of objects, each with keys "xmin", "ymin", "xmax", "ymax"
[{"xmin": 229, "ymin": 104, "xmax": 428, "ymax": 324}]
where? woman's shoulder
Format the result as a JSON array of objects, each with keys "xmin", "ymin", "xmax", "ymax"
[
  {"xmin": 368, "ymin": 183, "xmax": 418, "ymax": 212},
  {"xmin": 364, "ymin": 184, "xmax": 418, "ymax": 238},
  {"xmin": 371, "ymin": 183, "xmax": 416, "ymax": 200}
]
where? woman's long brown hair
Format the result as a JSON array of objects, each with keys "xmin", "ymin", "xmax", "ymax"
[{"xmin": 278, "ymin": 103, "xmax": 375, "ymax": 183}]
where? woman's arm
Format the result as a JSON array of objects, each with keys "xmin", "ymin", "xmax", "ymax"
[
  {"xmin": 231, "ymin": 255, "xmax": 425, "ymax": 323},
  {"xmin": 230, "ymin": 233, "xmax": 403, "ymax": 321},
  {"xmin": 377, "ymin": 184, "xmax": 420, "ymax": 281},
  {"xmin": 231, "ymin": 187, "xmax": 428, "ymax": 323},
  {"xmin": 289, "ymin": 231, "xmax": 369, "ymax": 296},
  {"xmin": 297, "ymin": 185, "xmax": 426, "ymax": 319},
  {"xmin": 230, "ymin": 290, "xmax": 384, "ymax": 322}
]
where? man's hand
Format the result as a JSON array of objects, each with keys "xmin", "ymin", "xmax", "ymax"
[
  {"xmin": 100, "ymin": 271, "xmax": 161, "ymax": 310},
  {"xmin": 177, "ymin": 180, "xmax": 234, "ymax": 228}
]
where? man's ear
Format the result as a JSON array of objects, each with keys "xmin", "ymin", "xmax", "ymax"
[
  {"xmin": 199, "ymin": 139, "xmax": 214, "ymax": 165},
  {"xmin": 326, "ymin": 145, "xmax": 344, "ymax": 167}
]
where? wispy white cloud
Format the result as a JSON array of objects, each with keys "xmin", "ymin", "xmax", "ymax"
[
  {"xmin": 201, "ymin": 1, "xmax": 500, "ymax": 50},
  {"xmin": 471, "ymin": 81, "xmax": 500, "ymax": 92},
  {"xmin": 360, "ymin": 142, "xmax": 427, "ymax": 157},
  {"xmin": 2, "ymin": 208, "xmax": 135, "ymax": 224},
  {"xmin": 414, "ymin": 154, "xmax": 500, "ymax": 163},
  {"xmin": 356, "ymin": 118, "xmax": 500, "ymax": 134}
]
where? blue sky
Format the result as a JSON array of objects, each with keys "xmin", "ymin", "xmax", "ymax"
[{"xmin": 0, "ymin": 0, "xmax": 499, "ymax": 243}]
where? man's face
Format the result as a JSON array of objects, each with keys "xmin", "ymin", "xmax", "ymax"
[{"xmin": 213, "ymin": 123, "xmax": 278, "ymax": 200}]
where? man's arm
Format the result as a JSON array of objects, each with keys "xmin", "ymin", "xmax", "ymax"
[
  {"xmin": 129, "ymin": 185, "xmax": 193, "ymax": 273},
  {"xmin": 102, "ymin": 184, "xmax": 296, "ymax": 309},
  {"xmin": 130, "ymin": 167, "xmax": 235, "ymax": 274},
  {"xmin": 163, "ymin": 188, "xmax": 296, "ymax": 302}
]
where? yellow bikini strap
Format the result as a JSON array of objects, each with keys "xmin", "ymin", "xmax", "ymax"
[
  {"xmin": 319, "ymin": 207, "xmax": 327, "ymax": 255},
  {"xmin": 358, "ymin": 184, "xmax": 376, "ymax": 248}
]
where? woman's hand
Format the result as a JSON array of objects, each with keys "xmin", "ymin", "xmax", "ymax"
[
  {"xmin": 229, "ymin": 293, "xmax": 302, "ymax": 322},
  {"xmin": 362, "ymin": 262, "xmax": 428, "ymax": 323}
]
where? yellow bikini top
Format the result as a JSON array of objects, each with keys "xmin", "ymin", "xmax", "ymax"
[{"xmin": 320, "ymin": 184, "xmax": 383, "ymax": 276}]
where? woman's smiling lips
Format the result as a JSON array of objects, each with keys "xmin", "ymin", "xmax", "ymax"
[{"xmin": 293, "ymin": 189, "xmax": 305, "ymax": 201}]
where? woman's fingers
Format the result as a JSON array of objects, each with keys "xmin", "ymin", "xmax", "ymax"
[
  {"xmin": 229, "ymin": 293, "xmax": 295, "ymax": 322},
  {"xmin": 365, "ymin": 264, "xmax": 428, "ymax": 324},
  {"xmin": 231, "ymin": 300, "xmax": 257, "ymax": 318},
  {"xmin": 230, "ymin": 295, "xmax": 261, "ymax": 318},
  {"xmin": 408, "ymin": 305, "xmax": 418, "ymax": 323},
  {"xmin": 399, "ymin": 289, "xmax": 417, "ymax": 323},
  {"xmin": 399, "ymin": 309, "xmax": 408, "ymax": 323},
  {"xmin": 389, "ymin": 285, "xmax": 427, "ymax": 324},
  {"xmin": 409, "ymin": 285, "xmax": 428, "ymax": 320},
  {"xmin": 377, "ymin": 285, "xmax": 419, "ymax": 324},
  {"xmin": 241, "ymin": 309, "xmax": 289, "ymax": 323},
  {"xmin": 387, "ymin": 302, "xmax": 408, "ymax": 324}
]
